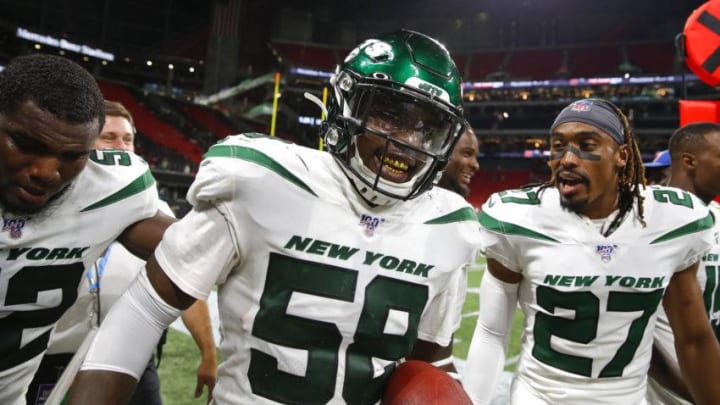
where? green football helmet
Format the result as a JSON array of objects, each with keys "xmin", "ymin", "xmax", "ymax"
[{"xmin": 324, "ymin": 29, "xmax": 465, "ymax": 205}]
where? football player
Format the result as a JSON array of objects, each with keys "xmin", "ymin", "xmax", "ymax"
[
  {"xmin": 70, "ymin": 30, "xmax": 479, "ymax": 404},
  {"xmin": 25, "ymin": 101, "xmax": 217, "ymax": 405},
  {"xmin": 438, "ymin": 125, "xmax": 480, "ymax": 198},
  {"xmin": 0, "ymin": 55, "xmax": 172, "ymax": 404},
  {"xmin": 463, "ymin": 99, "xmax": 720, "ymax": 404},
  {"xmin": 647, "ymin": 122, "xmax": 720, "ymax": 405}
]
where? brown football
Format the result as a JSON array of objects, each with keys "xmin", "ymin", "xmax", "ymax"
[{"xmin": 383, "ymin": 360, "xmax": 473, "ymax": 405}]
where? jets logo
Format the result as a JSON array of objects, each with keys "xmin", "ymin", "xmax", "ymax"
[
  {"xmin": 363, "ymin": 40, "xmax": 394, "ymax": 62},
  {"xmin": 405, "ymin": 77, "xmax": 450, "ymax": 103},
  {"xmin": 344, "ymin": 39, "xmax": 394, "ymax": 63}
]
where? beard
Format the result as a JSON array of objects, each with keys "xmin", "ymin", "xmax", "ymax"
[
  {"xmin": 559, "ymin": 195, "xmax": 589, "ymax": 214},
  {"xmin": 0, "ymin": 182, "xmax": 75, "ymax": 220},
  {"xmin": 447, "ymin": 178, "xmax": 469, "ymax": 197}
]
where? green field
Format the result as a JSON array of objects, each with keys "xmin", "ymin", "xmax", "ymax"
[
  {"xmin": 158, "ymin": 254, "xmax": 523, "ymax": 404},
  {"xmin": 454, "ymin": 255, "xmax": 525, "ymax": 371}
]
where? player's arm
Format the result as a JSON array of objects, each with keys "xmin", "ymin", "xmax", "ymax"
[
  {"xmin": 408, "ymin": 338, "xmax": 457, "ymax": 375},
  {"xmin": 462, "ymin": 258, "xmax": 521, "ymax": 405},
  {"xmin": 648, "ymin": 344, "xmax": 694, "ymax": 402},
  {"xmin": 181, "ymin": 299, "xmax": 217, "ymax": 402},
  {"xmin": 117, "ymin": 209, "xmax": 175, "ymax": 260},
  {"xmin": 664, "ymin": 261, "xmax": 720, "ymax": 405},
  {"xmin": 68, "ymin": 255, "xmax": 197, "ymax": 405},
  {"xmin": 71, "ymin": 205, "xmax": 237, "ymax": 404}
]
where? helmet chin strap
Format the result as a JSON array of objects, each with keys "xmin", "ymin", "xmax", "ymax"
[{"xmin": 346, "ymin": 142, "xmax": 432, "ymax": 205}]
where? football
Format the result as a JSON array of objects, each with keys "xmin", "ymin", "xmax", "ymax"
[{"xmin": 382, "ymin": 360, "xmax": 473, "ymax": 405}]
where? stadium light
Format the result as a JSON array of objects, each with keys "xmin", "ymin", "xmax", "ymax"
[
  {"xmin": 189, "ymin": 66, "xmax": 195, "ymax": 73},
  {"xmin": 168, "ymin": 64, "xmax": 174, "ymax": 70},
  {"xmin": 146, "ymin": 60, "xmax": 153, "ymax": 66}
]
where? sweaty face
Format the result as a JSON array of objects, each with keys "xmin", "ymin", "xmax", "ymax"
[
  {"xmin": 691, "ymin": 131, "xmax": 720, "ymax": 202},
  {"xmin": 0, "ymin": 101, "xmax": 99, "ymax": 215},
  {"xmin": 96, "ymin": 115, "xmax": 135, "ymax": 152},
  {"xmin": 438, "ymin": 130, "xmax": 480, "ymax": 197},
  {"xmin": 548, "ymin": 122, "xmax": 627, "ymax": 219},
  {"xmin": 355, "ymin": 95, "xmax": 454, "ymax": 184}
]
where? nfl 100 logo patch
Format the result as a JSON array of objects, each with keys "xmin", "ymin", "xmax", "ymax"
[
  {"xmin": 2, "ymin": 218, "xmax": 26, "ymax": 239},
  {"xmin": 595, "ymin": 244, "xmax": 618, "ymax": 262},
  {"xmin": 359, "ymin": 214, "xmax": 384, "ymax": 237}
]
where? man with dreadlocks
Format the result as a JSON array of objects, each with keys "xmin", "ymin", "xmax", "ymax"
[{"xmin": 463, "ymin": 98, "xmax": 720, "ymax": 405}]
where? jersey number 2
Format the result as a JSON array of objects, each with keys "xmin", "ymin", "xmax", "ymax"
[{"xmin": 0, "ymin": 263, "xmax": 84, "ymax": 371}]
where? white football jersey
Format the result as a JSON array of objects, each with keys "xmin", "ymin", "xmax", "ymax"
[
  {"xmin": 648, "ymin": 200, "xmax": 720, "ymax": 405},
  {"xmin": 154, "ymin": 134, "xmax": 479, "ymax": 404},
  {"xmin": 479, "ymin": 184, "xmax": 714, "ymax": 405},
  {"xmin": 0, "ymin": 150, "xmax": 160, "ymax": 405},
  {"xmin": 47, "ymin": 201, "xmax": 174, "ymax": 355}
]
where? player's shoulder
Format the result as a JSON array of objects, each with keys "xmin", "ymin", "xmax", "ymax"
[
  {"xmin": 643, "ymin": 185, "xmax": 712, "ymax": 225},
  {"xmin": 53, "ymin": 149, "xmax": 160, "ymax": 216},
  {"xmin": 201, "ymin": 133, "xmax": 324, "ymax": 179},
  {"xmin": 76, "ymin": 150, "xmax": 155, "ymax": 199},
  {"xmin": 207, "ymin": 133, "xmax": 318, "ymax": 163},
  {"xmin": 409, "ymin": 186, "xmax": 478, "ymax": 226},
  {"xmin": 481, "ymin": 185, "xmax": 550, "ymax": 219},
  {"xmin": 188, "ymin": 133, "xmax": 332, "ymax": 205},
  {"xmin": 478, "ymin": 185, "xmax": 569, "ymax": 239},
  {"xmin": 84, "ymin": 149, "xmax": 152, "ymax": 177}
]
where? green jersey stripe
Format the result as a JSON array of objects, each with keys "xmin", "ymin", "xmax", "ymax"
[
  {"xmin": 424, "ymin": 207, "xmax": 477, "ymax": 224},
  {"xmin": 81, "ymin": 169, "xmax": 156, "ymax": 212},
  {"xmin": 650, "ymin": 212, "xmax": 715, "ymax": 244},
  {"xmin": 205, "ymin": 145, "xmax": 318, "ymax": 197},
  {"xmin": 479, "ymin": 211, "xmax": 559, "ymax": 242}
]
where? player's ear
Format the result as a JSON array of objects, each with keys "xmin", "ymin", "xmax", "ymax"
[
  {"xmin": 615, "ymin": 144, "xmax": 628, "ymax": 169},
  {"xmin": 681, "ymin": 152, "xmax": 696, "ymax": 171}
]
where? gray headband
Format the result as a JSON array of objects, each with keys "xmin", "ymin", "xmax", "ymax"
[{"xmin": 550, "ymin": 99, "xmax": 625, "ymax": 144}]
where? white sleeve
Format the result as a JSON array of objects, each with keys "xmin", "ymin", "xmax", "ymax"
[
  {"xmin": 417, "ymin": 264, "xmax": 468, "ymax": 346},
  {"xmin": 477, "ymin": 207, "xmax": 522, "ymax": 272},
  {"xmin": 80, "ymin": 271, "xmax": 181, "ymax": 379},
  {"xmin": 462, "ymin": 270, "xmax": 519, "ymax": 405},
  {"xmin": 155, "ymin": 204, "xmax": 240, "ymax": 300}
]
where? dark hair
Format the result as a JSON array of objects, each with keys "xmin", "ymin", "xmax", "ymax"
[
  {"xmin": 668, "ymin": 122, "xmax": 720, "ymax": 158},
  {"xmin": 104, "ymin": 100, "xmax": 135, "ymax": 128},
  {"xmin": 538, "ymin": 99, "xmax": 646, "ymax": 234},
  {"xmin": 0, "ymin": 54, "xmax": 105, "ymax": 128}
]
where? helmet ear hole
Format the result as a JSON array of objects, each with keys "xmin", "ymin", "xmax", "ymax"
[
  {"xmin": 372, "ymin": 72, "xmax": 390, "ymax": 80},
  {"xmin": 325, "ymin": 127, "xmax": 340, "ymax": 147}
]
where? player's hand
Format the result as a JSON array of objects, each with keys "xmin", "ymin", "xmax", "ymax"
[{"xmin": 194, "ymin": 355, "xmax": 217, "ymax": 404}]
